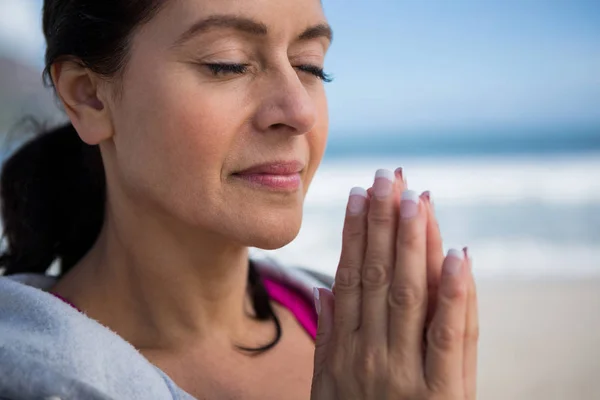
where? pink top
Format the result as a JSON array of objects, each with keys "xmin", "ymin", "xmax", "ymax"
[
  {"xmin": 262, "ymin": 278, "xmax": 318, "ymax": 340},
  {"xmin": 51, "ymin": 278, "xmax": 318, "ymax": 341}
]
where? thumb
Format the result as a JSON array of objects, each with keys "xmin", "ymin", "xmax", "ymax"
[{"xmin": 312, "ymin": 287, "xmax": 334, "ymax": 379}]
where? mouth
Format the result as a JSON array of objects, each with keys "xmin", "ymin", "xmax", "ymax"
[{"xmin": 232, "ymin": 161, "xmax": 304, "ymax": 192}]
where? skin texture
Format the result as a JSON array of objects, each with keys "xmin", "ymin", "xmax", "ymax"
[
  {"xmin": 312, "ymin": 176, "xmax": 479, "ymax": 399},
  {"xmin": 50, "ymin": 0, "xmax": 329, "ymax": 398},
  {"xmin": 48, "ymin": 0, "xmax": 479, "ymax": 398}
]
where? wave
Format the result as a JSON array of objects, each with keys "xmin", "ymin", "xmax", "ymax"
[
  {"xmin": 308, "ymin": 153, "xmax": 600, "ymax": 206},
  {"xmin": 260, "ymin": 153, "xmax": 600, "ymax": 279}
]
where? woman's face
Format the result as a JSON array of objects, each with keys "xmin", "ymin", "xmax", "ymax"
[{"xmin": 106, "ymin": 0, "xmax": 331, "ymax": 249}]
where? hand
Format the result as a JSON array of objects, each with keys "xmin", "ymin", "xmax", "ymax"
[{"xmin": 311, "ymin": 169, "xmax": 479, "ymax": 399}]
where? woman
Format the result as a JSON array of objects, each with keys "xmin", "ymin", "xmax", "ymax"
[{"xmin": 0, "ymin": 0, "xmax": 479, "ymax": 399}]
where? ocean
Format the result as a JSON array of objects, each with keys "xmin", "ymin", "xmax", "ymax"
[
  {"xmin": 255, "ymin": 131, "xmax": 600, "ymax": 280},
  {"xmin": 2, "ymin": 129, "xmax": 599, "ymax": 280}
]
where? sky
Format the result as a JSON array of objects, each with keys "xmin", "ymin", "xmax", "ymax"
[{"xmin": 1, "ymin": 0, "xmax": 599, "ymax": 135}]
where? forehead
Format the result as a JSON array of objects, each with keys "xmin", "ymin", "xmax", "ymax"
[{"xmin": 146, "ymin": 0, "xmax": 327, "ymax": 44}]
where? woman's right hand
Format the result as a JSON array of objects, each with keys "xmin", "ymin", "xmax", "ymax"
[{"xmin": 310, "ymin": 169, "xmax": 479, "ymax": 399}]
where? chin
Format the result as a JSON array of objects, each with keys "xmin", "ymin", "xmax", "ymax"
[{"xmin": 241, "ymin": 207, "xmax": 303, "ymax": 250}]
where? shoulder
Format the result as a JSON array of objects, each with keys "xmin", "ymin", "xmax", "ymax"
[
  {"xmin": 252, "ymin": 257, "xmax": 334, "ymax": 294},
  {"xmin": 0, "ymin": 275, "xmax": 178, "ymax": 400}
]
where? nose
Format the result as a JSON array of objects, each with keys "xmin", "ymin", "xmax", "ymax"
[{"xmin": 253, "ymin": 69, "xmax": 318, "ymax": 135}]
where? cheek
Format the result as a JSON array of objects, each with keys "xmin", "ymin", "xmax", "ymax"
[
  {"xmin": 304, "ymin": 97, "xmax": 329, "ymax": 191},
  {"xmin": 109, "ymin": 48, "xmax": 328, "ymax": 245},
  {"xmin": 111, "ymin": 65, "xmax": 243, "ymax": 216}
]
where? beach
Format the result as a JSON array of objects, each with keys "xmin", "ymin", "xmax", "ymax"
[
  {"xmin": 0, "ymin": 1, "xmax": 598, "ymax": 398},
  {"xmin": 258, "ymin": 153, "xmax": 600, "ymax": 400},
  {"xmin": 476, "ymin": 278, "xmax": 600, "ymax": 400}
]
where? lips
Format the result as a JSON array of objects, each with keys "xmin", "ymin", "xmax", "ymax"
[
  {"xmin": 232, "ymin": 161, "xmax": 305, "ymax": 191},
  {"xmin": 234, "ymin": 161, "xmax": 305, "ymax": 176}
]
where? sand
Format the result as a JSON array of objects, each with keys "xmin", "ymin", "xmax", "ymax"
[{"xmin": 476, "ymin": 278, "xmax": 600, "ymax": 400}]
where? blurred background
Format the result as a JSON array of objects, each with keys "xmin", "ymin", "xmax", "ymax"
[{"xmin": 1, "ymin": 0, "xmax": 599, "ymax": 399}]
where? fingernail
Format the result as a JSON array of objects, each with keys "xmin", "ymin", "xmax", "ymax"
[
  {"xmin": 463, "ymin": 247, "xmax": 472, "ymax": 269},
  {"xmin": 395, "ymin": 168, "xmax": 407, "ymax": 191},
  {"xmin": 394, "ymin": 167, "xmax": 403, "ymax": 181},
  {"xmin": 444, "ymin": 248, "xmax": 464, "ymax": 276},
  {"xmin": 395, "ymin": 167, "xmax": 407, "ymax": 187},
  {"xmin": 373, "ymin": 169, "xmax": 394, "ymax": 198},
  {"xmin": 313, "ymin": 287, "xmax": 321, "ymax": 315},
  {"xmin": 421, "ymin": 191, "xmax": 434, "ymax": 211},
  {"xmin": 400, "ymin": 190, "xmax": 420, "ymax": 220},
  {"xmin": 348, "ymin": 187, "xmax": 368, "ymax": 215}
]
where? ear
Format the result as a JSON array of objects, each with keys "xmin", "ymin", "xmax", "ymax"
[{"xmin": 51, "ymin": 60, "xmax": 114, "ymax": 145}]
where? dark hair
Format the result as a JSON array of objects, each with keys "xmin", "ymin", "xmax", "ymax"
[{"xmin": 0, "ymin": 0, "xmax": 281, "ymax": 353}]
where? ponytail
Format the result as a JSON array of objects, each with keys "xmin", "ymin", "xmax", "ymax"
[
  {"xmin": 0, "ymin": 123, "xmax": 105, "ymax": 276},
  {"xmin": 0, "ymin": 123, "xmax": 281, "ymax": 353},
  {"xmin": 3, "ymin": 0, "xmax": 282, "ymax": 353}
]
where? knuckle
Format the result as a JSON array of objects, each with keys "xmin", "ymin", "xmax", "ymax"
[
  {"xmin": 390, "ymin": 384, "xmax": 422, "ymax": 400},
  {"xmin": 428, "ymin": 324, "xmax": 463, "ymax": 352},
  {"xmin": 426, "ymin": 379, "xmax": 447, "ymax": 397},
  {"xmin": 389, "ymin": 364, "xmax": 422, "ymax": 396},
  {"xmin": 356, "ymin": 346, "xmax": 385, "ymax": 380},
  {"xmin": 335, "ymin": 266, "xmax": 362, "ymax": 291},
  {"xmin": 343, "ymin": 221, "xmax": 365, "ymax": 241},
  {"xmin": 315, "ymin": 331, "xmax": 329, "ymax": 350},
  {"xmin": 442, "ymin": 282, "xmax": 468, "ymax": 300},
  {"xmin": 427, "ymin": 382, "xmax": 462, "ymax": 399},
  {"xmin": 465, "ymin": 325, "xmax": 480, "ymax": 343},
  {"xmin": 388, "ymin": 283, "xmax": 425, "ymax": 311},
  {"xmin": 329, "ymin": 355, "xmax": 347, "ymax": 382},
  {"xmin": 368, "ymin": 209, "xmax": 394, "ymax": 227},
  {"xmin": 397, "ymin": 224, "xmax": 421, "ymax": 247},
  {"xmin": 362, "ymin": 263, "xmax": 390, "ymax": 287},
  {"xmin": 329, "ymin": 338, "xmax": 355, "ymax": 378}
]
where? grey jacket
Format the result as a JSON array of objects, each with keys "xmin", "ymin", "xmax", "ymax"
[{"xmin": 0, "ymin": 260, "xmax": 332, "ymax": 400}]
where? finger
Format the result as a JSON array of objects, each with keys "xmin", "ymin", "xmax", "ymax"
[
  {"xmin": 388, "ymin": 190, "xmax": 428, "ymax": 373},
  {"xmin": 425, "ymin": 249, "xmax": 468, "ymax": 395},
  {"xmin": 313, "ymin": 288, "xmax": 334, "ymax": 376},
  {"xmin": 392, "ymin": 168, "xmax": 408, "ymax": 210},
  {"xmin": 463, "ymin": 248, "xmax": 479, "ymax": 400},
  {"xmin": 394, "ymin": 167, "xmax": 407, "ymax": 190},
  {"xmin": 361, "ymin": 169, "xmax": 396, "ymax": 343},
  {"xmin": 311, "ymin": 288, "xmax": 336, "ymax": 398},
  {"xmin": 422, "ymin": 191, "xmax": 444, "ymax": 327},
  {"xmin": 333, "ymin": 187, "xmax": 369, "ymax": 334},
  {"xmin": 368, "ymin": 167, "xmax": 405, "ymax": 200}
]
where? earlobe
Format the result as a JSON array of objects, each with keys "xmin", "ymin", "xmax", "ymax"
[{"xmin": 51, "ymin": 61, "xmax": 114, "ymax": 145}]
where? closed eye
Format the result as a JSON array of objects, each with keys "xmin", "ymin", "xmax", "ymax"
[
  {"xmin": 205, "ymin": 63, "xmax": 249, "ymax": 76},
  {"xmin": 203, "ymin": 62, "xmax": 333, "ymax": 83},
  {"xmin": 296, "ymin": 64, "xmax": 333, "ymax": 83}
]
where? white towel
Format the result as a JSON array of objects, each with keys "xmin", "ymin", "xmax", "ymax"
[{"xmin": 0, "ymin": 260, "xmax": 330, "ymax": 400}]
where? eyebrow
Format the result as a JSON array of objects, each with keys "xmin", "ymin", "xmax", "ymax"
[
  {"xmin": 173, "ymin": 15, "xmax": 333, "ymax": 47},
  {"xmin": 298, "ymin": 23, "xmax": 333, "ymax": 43}
]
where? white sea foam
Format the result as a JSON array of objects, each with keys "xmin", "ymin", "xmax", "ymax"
[
  {"xmin": 256, "ymin": 153, "xmax": 600, "ymax": 280},
  {"xmin": 307, "ymin": 153, "xmax": 600, "ymax": 206}
]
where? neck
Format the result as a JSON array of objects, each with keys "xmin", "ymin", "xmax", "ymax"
[{"xmin": 52, "ymin": 199, "xmax": 257, "ymax": 352}]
